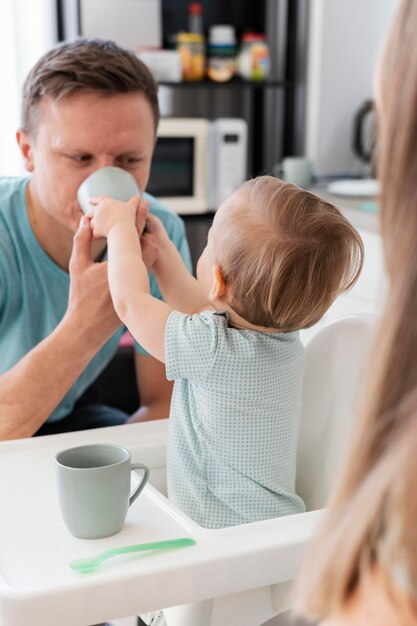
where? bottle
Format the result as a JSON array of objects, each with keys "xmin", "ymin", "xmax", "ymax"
[
  {"xmin": 177, "ymin": 32, "xmax": 205, "ymax": 81},
  {"xmin": 188, "ymin": 2, "xmax": 203, "ymax": 34},
  {"xmin": 176, "ymin": 2, "xmax": 205, "ymax": 81},
  {"xmin": 207, "ymin": 25, "xmax": 236, "ymax": 82},
  {"xmin": 238, "ymin": 33, "xmax": 270, "ymax": 81}
]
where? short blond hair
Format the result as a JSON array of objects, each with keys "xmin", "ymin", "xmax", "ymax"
[
  {"xmin": 217, "ymin": 176, "xmax": 363, "ymax": 331},
  {"xmin": 21, "ymin": 39, "xmax": 159, "ymax": 136}
]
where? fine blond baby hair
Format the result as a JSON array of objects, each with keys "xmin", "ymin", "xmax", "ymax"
[{"xmin": 216, "ymin": 176, "xmax": 363, "ymax": 331}]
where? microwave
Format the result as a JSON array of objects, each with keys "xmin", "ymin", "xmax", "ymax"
[{"xmin": 146, "ymin": 117, "xmax": 248, "ymax": 214}]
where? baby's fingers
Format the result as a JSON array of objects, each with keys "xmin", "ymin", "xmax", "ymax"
[
  {"xmin": 136, "ymin": 199, "xmax": 150, "ymax": 234},
  {"xmin": 88, "ymin": 194, "xmax": 108, "ymax": 206},
  {"xmin": 137, "ymin": 198, "xmax": 150, "ymax": 216},
  {"xmin": 142, "ymin": 213, "xmax": 163, "ymax": 233}
]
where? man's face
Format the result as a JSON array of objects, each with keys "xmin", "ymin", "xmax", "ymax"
[{"xmin": 19, "ymin": 91, "xmax": 156, "ymax": 238}]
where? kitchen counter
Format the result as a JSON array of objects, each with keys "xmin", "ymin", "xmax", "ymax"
[
  {"xmin": 299, "ymin": 182, "xmax": 385, "ymax": 344},
  {"xmin": 311, "ymin": 183, "xmax": 380, "ymax": 234}
]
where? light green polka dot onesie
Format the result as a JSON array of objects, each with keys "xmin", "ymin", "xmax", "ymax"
[{"xmin": 165, "ymin": 309, "xmax": 306, "ymax": 528}]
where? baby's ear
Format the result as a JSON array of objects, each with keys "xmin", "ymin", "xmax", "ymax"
[{"xmin": 209, "ymin": 264, "xmax": 226, "ymax": 300}]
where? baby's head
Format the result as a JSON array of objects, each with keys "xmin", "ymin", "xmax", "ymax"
[{"xmin": 208, "ymin": 176, "xmax": 364, "ymax": 331}]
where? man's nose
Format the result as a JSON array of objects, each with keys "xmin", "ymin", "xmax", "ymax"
[{"xmin": 96, "ymin": 156, "xmax": 115, "ymax": 170}]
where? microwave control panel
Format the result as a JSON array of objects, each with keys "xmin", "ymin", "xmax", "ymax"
[{"xmin": 209, "ymin": 118, "xmax": 248, "ymax": 210}]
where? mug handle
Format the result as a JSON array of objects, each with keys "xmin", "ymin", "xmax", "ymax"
[{"xmin": 129, "ymin": 462, "xmax": 150, "ymax": 506}]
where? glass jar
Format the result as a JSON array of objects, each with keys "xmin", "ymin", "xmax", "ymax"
[
  {"xmin": 176, "ymin": 32, "xmax": 205, "ymax": 81},
  {"xmin": 207, "ymin": 25, "xmax": 236, "ymax": 82},
  {"xmin": 238, "ymin": 33, "xmax": 270, "ymax": 81}
]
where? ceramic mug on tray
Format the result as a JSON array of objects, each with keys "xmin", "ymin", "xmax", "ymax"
[{"xmin": 55, "ymin": 443, "xmax": 149, "ymax": 539}]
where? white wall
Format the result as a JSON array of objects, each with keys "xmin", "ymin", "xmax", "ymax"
[
  {"xmin": 0, "ymin": 0, "xmax": 57, "ymax": 176},
  {"xmin": 305, "ymin": 0, "xmax": 398, "ymax": 177}
]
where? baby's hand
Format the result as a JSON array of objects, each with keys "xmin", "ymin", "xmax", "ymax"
[
  {"xmin": 135, "ymin": 198, "xmax": 151, "ymax": 237},
  {"xmin": 140, "ymin": 213, "xmax": 170, "ymax": 270},
  {"xmin": 89, "ymin": 195, "xmax": 140, "ymax": 238},
  {"xmin": 143, "ymin": 213, "xmax": 170, "ymax": 247}
]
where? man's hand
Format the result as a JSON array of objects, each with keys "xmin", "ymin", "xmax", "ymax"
[
  {"xmin": 0, "ymin": 217, "xmax": 124, "ymax": 440},
  {"xmin": 67, "ymin": 216, "xmax": 122, "ymax": 345}
]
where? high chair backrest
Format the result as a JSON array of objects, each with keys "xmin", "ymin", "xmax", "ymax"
[{"xmin": 296, "ymin": 314, "xmax": 376, "ymax": 512}]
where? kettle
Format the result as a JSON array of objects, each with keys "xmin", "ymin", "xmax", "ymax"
[
  {"xmin": 352, "ymin": 99, "xmax": 375, "ymax": 164},
  {"xmin": 326, "ymin": 101, "xmax": 379, "ymax": 198}
]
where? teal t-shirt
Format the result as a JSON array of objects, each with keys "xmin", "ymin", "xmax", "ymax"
[
  {"xmin": 165, "ymin": 309, "xmax": 306, "ymax": 529},
  {"xmin": 0, "ymin": 176, "xmax": 192, "ymax": 423}
]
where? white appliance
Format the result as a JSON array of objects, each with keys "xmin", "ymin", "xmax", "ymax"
[
  {"xmin": 78, "ymin": 0, "xmax": 162, "ymax": 49},
  {"xmin": 147, "ymin": 117, "xmax": 210, "ymax": 215},
  {"xmin": 146, "ymin": 117, "xmax": 248, "ymax": 215},
  {"xmin": 136, "ymin": 49, "xmax": 182, "ymax": 83},
  {"xmin": 209, "ymin": 118, "xmax": 248, "ymax": 209}
]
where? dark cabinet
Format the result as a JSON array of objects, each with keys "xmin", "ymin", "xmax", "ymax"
[
  {"xmin": 64, "ymin": 0, "xmax": 302, "ymax": 411},
  {"xmin": 159, "ymin": 0, "xmax": 297, "ymax": 178},
  {"xmin": 159, "ymin": 0, "xmax": 299, "ymax": 266}
]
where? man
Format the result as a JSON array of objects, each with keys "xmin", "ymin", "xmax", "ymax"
[{"xmin": 0, "ymin": 38, "xmax": 191, "ymax": 440}]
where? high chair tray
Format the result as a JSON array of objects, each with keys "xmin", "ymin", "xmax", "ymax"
[{"xmin": 0, "ymin": 422, "xmax": 320, "ymax": 626}]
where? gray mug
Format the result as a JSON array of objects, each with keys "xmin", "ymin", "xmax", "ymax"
[
  {"xmin": 55, "ymin": 444, "xmax": 149, "ymax": 539},
  {"xmin": 77, "ymin": 166, "xmax": 140, "ymax": 214},
  {"xmin": 273, "ymin": 157, "xmax": 312, "ymax": 189}
]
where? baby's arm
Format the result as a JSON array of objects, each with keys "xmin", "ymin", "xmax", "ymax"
[
  {"xmin": 107, "ymin": 221, "xmax": 172, "ymax": 363},
  {"xmin": 90, "ymin": 196, "xmax": 172, "ymax": 363},
  {"xmin": 143, "ymin": 213, "xmax": 209, "ymax": 313}
]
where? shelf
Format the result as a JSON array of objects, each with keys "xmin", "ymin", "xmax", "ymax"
[{"xmin": 158, "ymin": 78, "xmax": 288, "ymax": 89}]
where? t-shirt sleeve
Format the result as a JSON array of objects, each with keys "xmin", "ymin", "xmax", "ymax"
[{"xmin": 165, "ymin": 310, "xmax": 223, "ymax": 382}]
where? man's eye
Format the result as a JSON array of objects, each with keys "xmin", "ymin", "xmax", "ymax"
[
  {"xmin": 117, "ymin": 157, "xmax": 141, "ymax": 165},
  {"xmin": 71, "ymin": 155, "xmax": 91, "ymax": 162}
]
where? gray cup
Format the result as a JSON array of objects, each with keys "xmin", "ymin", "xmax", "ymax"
[
  {"xmin": 273, "ymin": 157, "xmax": 312, "ymax": 189},
  {"xmin": 55, "ymin": 444, "xmax": 149, "ymax": 539},
  {"xmin": 77, "ymin": 166, "xmax": 140, "ymax": 214}
]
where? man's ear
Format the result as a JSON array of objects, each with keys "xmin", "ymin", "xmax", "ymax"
[
  {"xmin": 209, "ymin": 264, "xmax": 226, "ymax": 300},
  {"xmin": 16, "ymin": 129, "xmax": 34, "ymax": 172}
]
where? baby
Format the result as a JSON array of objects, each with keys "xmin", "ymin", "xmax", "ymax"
[{"xmin": 88, "ymin": 175, "xmax": 363, "ymax": 529}]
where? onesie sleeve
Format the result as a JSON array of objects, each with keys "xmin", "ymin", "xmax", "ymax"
[{"xmin": 165, "ymin": 310, "xmax": 226, "ymax": 382}]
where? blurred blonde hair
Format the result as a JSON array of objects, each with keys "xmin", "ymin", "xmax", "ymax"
[
  {"xmin": 216, "ymin": 176, "xmax": 363, "ymax": 331},
  {"xmin": 294, "ymin": 0, "xmax": 417, "ymax": 618}
]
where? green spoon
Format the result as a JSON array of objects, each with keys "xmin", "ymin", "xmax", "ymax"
[{"xmin": 69, "ymin": 537, "xmax": 196, "ymax": 573}]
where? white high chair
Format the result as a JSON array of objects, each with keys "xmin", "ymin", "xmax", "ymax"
[
  {"xmin": 0, "ymin": 315, "xmax": 377, "ymax": 626},
  {"xmin": 139, "ymin": 314, "xmax": 377, "ymax": 626},
  {"xmin": 0, "ymin": 317, "xmax": 375, "ymax": 626}
]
